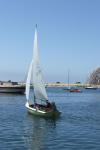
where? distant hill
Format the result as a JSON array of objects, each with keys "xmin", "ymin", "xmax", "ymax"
[{"xmin": 88, "ymin": 67, "xmax": 100, "ymax": 85}]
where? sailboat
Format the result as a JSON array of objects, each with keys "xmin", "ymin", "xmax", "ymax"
[
  {"xmin": 63, "ymin": 70, "xmax": 81, "ymax": 93},
  {"xmin": 63, "ymin": 70, "xmax": 71, "ymax": 90},
  {"xmin": 25, "ymin": 25, "xmax": 60, "ymax": 117}
]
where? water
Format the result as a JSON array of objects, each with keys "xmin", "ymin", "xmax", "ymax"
[{"xmin": 0, "ymin": 88, "xmax": 100, "ymax": 150}]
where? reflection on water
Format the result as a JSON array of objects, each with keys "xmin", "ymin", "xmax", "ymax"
[{"xmin": 24, "ymin": 114, "xmax": 57, "ymax": 150}]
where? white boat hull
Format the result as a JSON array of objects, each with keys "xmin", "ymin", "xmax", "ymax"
[
  {"xmin": 25, "ymin": 102, "xmax": 60, "ymax": 118},
  {"xmin": 0, "ymin": 86, "xmax": 25, "ymax": 94}
]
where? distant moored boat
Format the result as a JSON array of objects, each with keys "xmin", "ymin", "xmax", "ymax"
[
  {"xmin": 85, "ymin": 86, "xmax": 97, "ymax": 90},
  {"xmin": 0, "ymin": 81, "xmax": 25, "ymax": 94}
]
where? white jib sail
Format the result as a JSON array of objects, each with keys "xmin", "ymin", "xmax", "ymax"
[
  {"xmin": 25, "ymin": 60, "xmax": 33, "ymax": 101},
  {"xmin": 32, "ymin": 26, "xmax": 48, "ymax": 101}
]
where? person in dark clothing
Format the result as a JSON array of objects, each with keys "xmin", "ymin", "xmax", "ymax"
[{"xmin": 46, "ymin": 101, "xmax": 52, "ymax": 108}]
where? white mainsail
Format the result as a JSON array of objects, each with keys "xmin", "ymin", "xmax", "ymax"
[
  {"xmin": 26, "ymin": 26, "xmax": 48, "ymax": 103},
  {"xmin": 32, "ymin": 26, "xmax": 48, "ymax": 101}
]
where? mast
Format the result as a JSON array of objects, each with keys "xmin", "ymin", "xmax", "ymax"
[
  {"xmin": 34, "ymin": 95, "xmax": 36, "ymax": 104},
  {"xmin": 68, "ymin": 70, "xmax": 69, "ymax": 87}
]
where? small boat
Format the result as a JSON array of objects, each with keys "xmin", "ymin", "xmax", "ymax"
[
  {"xmin": 69, "ymin": 84, "xmax": 82, "ymax": 92},
  {"xmin": 63, "ymin": 87, "xmax": 81, "ymax": 92},
  {"xmin": 63, "ymin": 70, "xmax": 82, "ymax": 93},
  {"xmin": 0, "ymin": 81, "xmax": 25, "ymax": 94},
  {"xmin": 69, "ymin": 88, "xmax": 81, "ymax": 93},
  {"xmin": 63, "ymin": 87, "xmax": 71, "ymax": 91},
  {"xmin": 0, "ymin": 86, "xmax": 25, "ymax": 94},
  {"xmin": 85, "ymin": 86, "xmax": 97, "ymax": 90},
  {"xmin": 25, "ymin": 25, "xmax": 60, "ymax": 118}
]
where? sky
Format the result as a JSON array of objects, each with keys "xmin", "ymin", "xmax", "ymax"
[{"xmin": 0, "ymin": 0, "xmax": 100, "ymax": 83}]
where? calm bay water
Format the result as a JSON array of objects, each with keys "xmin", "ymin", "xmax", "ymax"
[{"xmin": 0, "ymin": 88, "xmax": 100, "ymax": 150}]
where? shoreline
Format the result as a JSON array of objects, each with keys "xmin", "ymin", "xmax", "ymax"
[
  {"xmin": 0, "ymin": 81, "xmax": 100, "ymax": 88},
  {"xmin": 45, "ymin": 83, "xmax": 100, "ymax": 88}
]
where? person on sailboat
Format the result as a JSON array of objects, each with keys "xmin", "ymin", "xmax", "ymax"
[
  {"xmin": 46, "ymin": 100, "xmax": 57, "ymax": 111},
  {"xmin": 51, "ymin": 102, "xmax": 57, "ymax": 111},
  {"xmin": 46, "ymin": 100, "xmax": 52, "ymax": 108}
]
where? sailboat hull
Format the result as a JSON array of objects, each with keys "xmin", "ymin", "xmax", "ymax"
[{"xmin": 25, "ymin": 102, "xmax": 60, "ymax": 118}]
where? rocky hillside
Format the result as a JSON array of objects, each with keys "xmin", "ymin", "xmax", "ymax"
[{"xmin": 88, "ymin": 68, "xmax": 100, "ymax": 85}]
